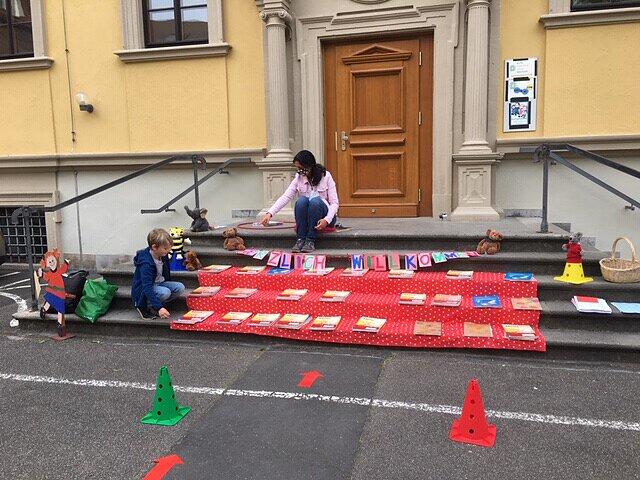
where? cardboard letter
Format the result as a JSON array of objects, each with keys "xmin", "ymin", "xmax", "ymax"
[
  {"xmin": 418, "ymin": 252, "xmax": 432, "ymax": 268},
  {"xmin": 387, "ymin": 253, "xmax": 401, "ymax": 270},
  {"xmin": 293, "ymin": 254, "xmax": 305, "ymax": 270},
  {"xmin": 313, "ymin": 255, "xmax": 326, "ymax": 270},
  {"xmin": 279, "ymin": 252, "xmax": 292, "ymax": 269},
  {"xmin": 303, "ymin": 255, "xmax": 315, "ymax": 270},
  {"xmin": 351, "ymin": 254, "xmax": 364, "ymax": 270},
  {"xmin": 373, "ymin": 254, "xmax": 387, "ymax": 271},
  {"xmin": 267, "ymin": 251, "xmax": 282, "ymax": 267},
  {"xmin": 405, "ymin": 254, "xmax": 418, "ymax": 271}
]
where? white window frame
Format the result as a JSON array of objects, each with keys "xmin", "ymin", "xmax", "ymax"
[
  {"xmin": 541, "ymin": 0, "xmax": 640, "ymax": 28},
  {"xmin": 115, "ymin": 0, "xmax": 229, "ymax": 63},
  {"xmin": 0, "ymin": 0, "xmax": 52, "ymax": 72}
]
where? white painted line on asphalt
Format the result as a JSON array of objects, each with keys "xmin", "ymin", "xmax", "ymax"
[
  {"xmin": 0, "ymin": 278, "xmax": 30, "ymax": 289},
  {"xmin": 0, "ymin": 271, "xmax": 21, "ymax": 279},
  {"xmin": 1, "ymin": 371, "xmax": 639, "ymax": 432},
  {"xmin": 2, "ymin": 285, "xmax": 32, "ymax": 291},
  {"xmin": 0, "ymin": 292, "xmax": 28, "ymax": 312}
]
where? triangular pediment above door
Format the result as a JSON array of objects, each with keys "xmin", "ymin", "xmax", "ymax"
[{"xmin": 341, "ymin": 43, "xmax": 413, "ymax": 65}]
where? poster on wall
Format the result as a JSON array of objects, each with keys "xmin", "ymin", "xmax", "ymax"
[{"xmin": 504, "ymin": 58, "xmax": 537, "ymax": 132}]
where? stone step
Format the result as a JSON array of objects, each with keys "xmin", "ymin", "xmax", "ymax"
[
  {"xmin": 185, "ymin": 229, "xmax": 569, "ymax": 253},
  {"xmin": 102, "ymin": 285, "xmax": 640, "ymax": 336},
  {"xmin": 11, "ymin": 308, "xmax": 640, "ymax": 352},
  {"xmin": 147, "ymin": 248, "xmax": 608, "ymax": 276}
]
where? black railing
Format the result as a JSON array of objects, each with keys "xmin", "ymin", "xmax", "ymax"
[
  {"xmin": 141, "ymin": 156, "xmax": 251, "ymax": 213},
  {"xmin": 520, "ymin": 144, "xmax": 640, "ymax": 233},
  {"xmin": 11, "ymin": 154, "xmax": 249, "ymax": 310}
]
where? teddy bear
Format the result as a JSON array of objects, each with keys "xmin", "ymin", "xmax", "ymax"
[
  {"xmin": 222, "ymin": 227, "xmax": 246, "ymax": 251},
  {"xmin": 476, "ymin": 229, "xmax": 503, "ymax": 255},
  {"xmin": 183, "ymin": 250, "xmax": 202, "ymax": 271},
  {"xmin": 562, "ymin": 232, "xmax": 583, "ymax": 263}
]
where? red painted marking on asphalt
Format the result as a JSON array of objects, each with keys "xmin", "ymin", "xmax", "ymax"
[
  {"xmin": 298, "ymin": 370, "xmax": 323, "ymax": 388},
  {"xmin": 143, "ymin": 454, "xmax": 184, "ymax": 480}
]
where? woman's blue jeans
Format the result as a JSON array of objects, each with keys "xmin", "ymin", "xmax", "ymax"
[{"xmin": 294, "ymin": 196, "xmax": 335, "ymax": 240}]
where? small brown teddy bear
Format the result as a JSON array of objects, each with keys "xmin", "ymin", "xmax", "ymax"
[
  {"xmin": 476, "ymin": 229, "xmax": 503, "ymax": 255},
  {"xmin": 183, "ymin": 250, "xmax": 202, "ymax": 271},
  {"xmin": 222, "ymin": 227, "xmax": 246, "ymax": 251}
]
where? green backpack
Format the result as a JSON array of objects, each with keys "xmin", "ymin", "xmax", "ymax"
[{"xmin": 74, "ymin": 279, "xmax": 118, "ymax": 323}]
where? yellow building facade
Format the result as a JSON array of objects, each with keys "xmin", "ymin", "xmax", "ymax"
[{"xmin": 0, "ymin": 0, "xmax": 638, "ymax": 264}]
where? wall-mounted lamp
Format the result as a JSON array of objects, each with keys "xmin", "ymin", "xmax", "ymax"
[{"xmin": 75, "ymin": 92, "xmax": 94, "ymax": 113}]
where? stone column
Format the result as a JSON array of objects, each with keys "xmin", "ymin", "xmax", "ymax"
[
  {"xmin": 451, "ymin": 0, "xmax": 502, "ymax": 221},
  {"xmin": 257, "ymin": 1, "xmax": 295, "ymax": 218}
]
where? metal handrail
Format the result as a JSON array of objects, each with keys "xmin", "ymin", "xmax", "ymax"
[
  {"xmin": 10, "ymin": 153, "xmax": 242, "ymax": 310},
  {"xmin": 141, "ymin": 156, "xmax": 251, "ymax": 214},
  {"xmin": 520, "ymin": 144, "xmax": 639, "ymax": 233}
]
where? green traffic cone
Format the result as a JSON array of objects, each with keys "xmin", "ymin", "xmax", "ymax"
[{"xmin": 141, "ymin": 366, "xmax": 190, "ymax": 426}]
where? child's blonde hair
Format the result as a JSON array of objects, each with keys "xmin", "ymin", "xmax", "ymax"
[{"xmin": 147, "ymin": 228, "xmax": 172, "ymax": 248}]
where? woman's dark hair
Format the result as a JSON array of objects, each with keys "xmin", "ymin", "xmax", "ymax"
[{"xmin": 294, "ymin": 150, "xmax": 326, "ymax": 186}]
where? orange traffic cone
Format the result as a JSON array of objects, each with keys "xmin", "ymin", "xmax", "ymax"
[{"xmin": 449, "ymin": 379, "xmax": 496, "ymax": 447}]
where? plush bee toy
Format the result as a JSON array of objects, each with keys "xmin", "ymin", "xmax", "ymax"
[{"xmin": 169, "ymin": 227, "xmax": 191, "ymax": 271}]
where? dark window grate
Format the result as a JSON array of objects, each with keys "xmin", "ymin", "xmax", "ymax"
[
  {"xmin": 571, "ymin": 0, "xmax": 640, "ymax": 11},
  {"xmin": 0, "ymin": 207, "xmax": 48, "ymax": 264}
]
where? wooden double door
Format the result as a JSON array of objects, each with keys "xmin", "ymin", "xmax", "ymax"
[{"xmin": 323, "ymin": 34, "xmax": 433, "ymax": 217}]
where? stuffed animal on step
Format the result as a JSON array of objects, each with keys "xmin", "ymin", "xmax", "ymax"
[
  {"xmin": 562, "ymin": 232, "xmax": 583, "ymax": 263},
  {"xmin": 222, "ymin": 227, "xmax": 246, "ymax": 251},
  {"xmin": 169, "ymin": 226, "xmax": 191, "ymax": 271},
  {"xmin": 184, "ymin": 205, "xmax": 211, "ymax": 232},
  {"xmin": 183, "ymin": 250, "xmax": 203, "ymax": 271},
  {"xmin": 554, "ymin": 232, "xmax": 593, "ymax": 284},
  {"xmin": 476, "ymin": 229, "xmax": 503, "ymax": 255}
]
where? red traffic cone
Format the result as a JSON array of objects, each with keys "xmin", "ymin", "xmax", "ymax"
[{"xmin": 449, "ymin": 379, "xmax": 496, "ymax": 447}]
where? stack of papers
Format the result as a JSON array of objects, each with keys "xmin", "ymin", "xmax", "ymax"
[
  {"xmin": 504, "ymin": 272, "xmax": 535, "ymax": 282},
  {"xmin": 189, "ymin": 286, "xmax": 221, "ymax": 297},
  {"xmin": 502, "ymin": 324, "xmax": 538, "ymax": 341},
  {"xmin": 414, "ymin": 321, "xmax": 442, "ymax": 336},
  {"xmin": 174, "ymin": 310, "xmax": 214, "ymax": 325},
  {"xmin": 463, "ymin": 322, "xmax": 493, "ymax": 338},
  {"xmin": 267, "ymin": 268, "xmax": 293, "ymax": 276},
  {"xmin": 341, "ymin": 268, "xmax": 369, "ymax": 277},
  {"xmin": 203, "ymin": 264, "xmax": 231, "ymax": 273},
  {"xmin": 309, "ymin": 316, "xmax": 342, "ymax": 331},
  {"xmin": 303, "ymin": 267, "xmax": 335, "ymax": 276},
  {"xmin": 247, "ymin": 313, "xmax": 281, "ymax": 327},
  {"xmin": 275, "ymin": 313, "xmax": 311, "ymax": 330},
  {"xmin": 571, "ymin": 296, "xmax": 612, "ymax": 314},
  {"xmin": 217, "ymin": 311, "xmax": 252, "ymax": 325},
  {"xmin": 399, "ymin": 293, "xmax": 427, "ymax": 305},
  {"xmin": 225, "ymin": 288, "xmax": 258, "ymax": 299},
  {"xmin": 430, "ymin": 294, "xmax": 462, "ymax": 307},
  {"xmin": 446, "ymin": 270, "xmax": 473, "ymax": 280},
  {"xmin": 236, "ymin": 266, "xmax": 266, "ymax": 275},
  {"xmin": 276, "ymin": 289, "xmax": 308, "ymax": 301},
  {"xmin": 388, "ymin": 269, "xmax": 415, "ymax": 279},
  {"xmin": 472, "ymin": 295, "xmax": 502, "ymax": 308},
  {"xmin": 320, "ymin": 290, "xmax": 350, "ymax": 302},
  {"xmin": 352, "ymin": 316, "xmax": 386, "ymax": 333},
  {"xmin": 511, "ymin": 297, "xmax": 542, "ymax": 311}
]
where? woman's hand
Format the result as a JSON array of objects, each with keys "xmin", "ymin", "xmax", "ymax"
[
  {"xmin": 315, "ymin": 219, "xmax": 329, "ymax": 231},
  {"xmin": 260, "ymin": 213, "xmax": 273, "ymax": 226},
  {"xmin": 158, "ymin": 307, "xmax": 170, "ymax": 319}
]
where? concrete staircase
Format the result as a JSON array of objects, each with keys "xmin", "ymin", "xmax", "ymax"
[{"xmin": 13, "ymin": 218, "xmax": 640, "ymax": 351}]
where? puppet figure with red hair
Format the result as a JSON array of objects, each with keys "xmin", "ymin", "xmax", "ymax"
[{"xmin": 37, "ymin": 249, "xmax": 72, "ymax": 338}]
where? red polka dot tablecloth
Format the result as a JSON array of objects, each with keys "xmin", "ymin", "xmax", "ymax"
[{"xmin": 170, "ymin": 268, "xmax": 545, "ymax": 352}]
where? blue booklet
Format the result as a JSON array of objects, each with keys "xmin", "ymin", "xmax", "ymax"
[
  {"xmin": 504, "ymin": 272, "xmax": 534, "ymax": 282},
  {"xmin": 611, "ymin": 302, "xmax": 640, "ymax": 314},
  {"xmin": 472, "ymin": 295, "xmax": 502, "ymax": 308},
  {"xmin": 267, "ymin": 268, "xmax": 292, "ymax": 275}
]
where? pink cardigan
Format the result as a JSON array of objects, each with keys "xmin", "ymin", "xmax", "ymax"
[{"xmin": 268, "ymin": 171, "xmax": 339, "ymax": 223}]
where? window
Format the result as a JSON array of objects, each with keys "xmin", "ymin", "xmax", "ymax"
[
  {"xmin": 0, "ymin": 206, "xmax": 47, "ymax": 263},
  {"xmin": 571, "ymin": 0, "xmax": 640, "ymax": 10},
  {"xmin": 143, "ymin": 0, "xmax": 208, "ymax": 48},
  {"xmin": 0, "ymin": 0, "xmax": 33, "ymax": 59}
]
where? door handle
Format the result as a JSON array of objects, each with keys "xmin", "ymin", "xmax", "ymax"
[{"xmin": 340, "ymin": 131, "xmax": 349, "ymax": 151}]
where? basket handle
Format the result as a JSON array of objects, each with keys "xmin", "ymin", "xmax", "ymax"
[{"xmin": 610, "ymin": 236, "xmax": 638, "ymax": 262}]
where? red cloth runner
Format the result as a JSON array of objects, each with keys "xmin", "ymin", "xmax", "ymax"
[{"xmin": 171, "ymin": 268, "xmax": 545, "ymax": 352}]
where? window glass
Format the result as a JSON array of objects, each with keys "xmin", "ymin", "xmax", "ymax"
[
  {"xmin": 148, "ymin": 10, "xmax": 176, "ymax": 44},
  {"xmin": 148, "ymin": 0, "xmax": 173, "ymax": 9},
  {"xmin": 181, "ymin": 6, "xmax": 208, "ymax": 42},
  {"xmin": 571, "ymin": 0, "xmax": 640, "ymax": 10},
  {"xmin": 11, "ymin": 0, "xmax": 30, "ymax": 21},
  {"xmin": 181, "ymin": 0, "xmax": 207, "ymax": 6},
  {"xmin": 14, "ymin": 22, "xmax": 32, "ymax": 54},
  {"xmin": 0, "ymin": 25, "xmax": 9, "ymax": 56}
]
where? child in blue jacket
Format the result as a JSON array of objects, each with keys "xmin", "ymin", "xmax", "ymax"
[{"xmin": 132, "ymin": 228, "xmax": 185, "ymax": 319}]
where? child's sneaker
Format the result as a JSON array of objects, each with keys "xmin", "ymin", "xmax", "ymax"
[{"xmin": 136, "ymin": 307, "xmax": 157, "ymax": 319}]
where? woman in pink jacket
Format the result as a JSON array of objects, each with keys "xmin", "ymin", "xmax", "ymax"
[{"xmin": 261, "ymin": 150, "xmax": 339, "ymax": 253}]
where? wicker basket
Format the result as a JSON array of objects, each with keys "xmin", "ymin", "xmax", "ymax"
[{"xmin": 600, "ymin": 237, "xmax": 640, "ymax": 283}]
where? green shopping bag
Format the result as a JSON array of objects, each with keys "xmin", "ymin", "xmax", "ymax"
[{"xmin": 74, "ymin": 279, "xmax": 119, "ymax": 323}]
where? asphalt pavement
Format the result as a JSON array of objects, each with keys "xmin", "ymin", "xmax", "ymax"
[{"xmin": 1, "ymin": 266, "xmax": 639, "ymax": 479}]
